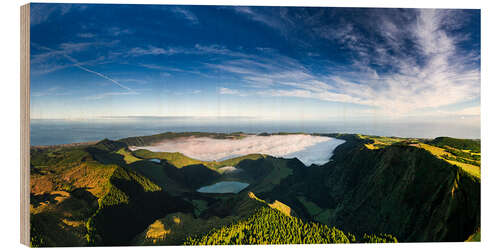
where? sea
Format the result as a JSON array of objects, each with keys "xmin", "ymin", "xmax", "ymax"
[{"xmin": 30, "ymin": 117, "xmax": 480, "ymax": 146}]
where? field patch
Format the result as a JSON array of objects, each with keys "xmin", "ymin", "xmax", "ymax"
[{"xmin": 417, "ymin": 143, "xmax": 480, "ymax": 178}]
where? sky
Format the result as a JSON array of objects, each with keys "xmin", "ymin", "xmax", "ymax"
[{"xmin": 30, "ymin": 4, "xmax": 480, "ymax": 126}]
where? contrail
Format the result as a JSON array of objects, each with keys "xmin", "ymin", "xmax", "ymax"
[
  {"xmin": 33, "ymin": 43, "xmax": 134, "ymax": 93},
  {"xmin": 63, "ymin": 54, "xmax": 134, "ymax": 92}
]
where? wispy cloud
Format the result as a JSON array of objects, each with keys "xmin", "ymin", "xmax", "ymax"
[
  {"xmin": 436, "ymin": 106, "xmax": 480, "ymax": 117},
  {"xmin": 233, "ymin": 7, "xmax": 284, "ymax": 30},
  {"xmin": 128, "ymin": 46, "xmax": 181, "ymax": 56},
  {"xmin": 138, "ymin": 63, "xmax": 211, "ymax": 78},
  {"xmin": 77, "ymin": 33, "xmax": 95, "ymax": 38},
  {"xmin": 29, "ymin": 6, "xmax": 479, "ymax": 122},
  {"xmin": 219, "ymin": 87, "xmax": 246, "ymax": 96},
  {"xmin": 170, "ymin": 7, "xmax": 199, "ymax": 24},
  {"xmin": 83, "ymin": 91, "xmax": 138, "ymax": 100},
  {"xmin": 33, "ymin": 43, "xmax": 136, "ymax": 95},
  {"xmin": 138, "ymin": 63, "xmax": 179, "ymax": 71},
  {"xmin": 108, "ymin": 27, "xmax": 133, "ymax": 36},
  {"xmin": 31, "ymin": 87, "xmax": 70, "ymax": 97},
  {"xmin": 213, "ymin": 9, "xmax": 480, "ymax": 115},
  {"xmin": 129, "ymin": 44, "xmax": 248, "ymax": 58},
  {"xmin": 116, "ymin": 78, "xmax": 148, "ymax": 85},
  {"xmin": 31, "ymin": 41, "xmax": 118, "ymax": 75},
  {"xmin": 30, "ymin": 4, "xmax": 73, "ymax": 25}
]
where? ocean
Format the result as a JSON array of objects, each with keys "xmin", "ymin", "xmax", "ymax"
[{"xmin": 30, "ymin": 117, "xmax": 480, "ymax": 146}]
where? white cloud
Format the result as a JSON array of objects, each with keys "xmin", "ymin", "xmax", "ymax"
[
  {"xmin": 31, "ymin": 87, "xmax": 70, "ymax": 97},
  {"xmin": 108, "ymin": 27, "xmax": 133, "ymax": 36},
  {"xmin": 77, "ymin": 33, "xmax": 96, "ymax": 38},
  {"xmin": 211, "ymin": 9, "xmax": 479, "ymax": 116},
  {"xmin": 30, "ymin": 41, "xmax": 118, "ymax": 75},
  {"xmin": 459, "ymin": 106, "xmax": 480, "ymax": 116},
  {"xmin": 233, "ymin": 7, "xmax": 282, "ymax": 30},
  {"xmin": 30, "ymin": 4, "xmax": 76, "ymax": 26},
  {"xmin": 131, "ymin": 134, "xmax": 345, "ymax": 166},
  {"xmin": 171, "ymin": 7, "xmax": 199, "ymax": 24},
  {"xmin": 32, "ymin": 43, "xmax": 135, "ymax": 96},
  {"xmin": 437, "ymin": 106, "xmax": 480, "ymax": 117},
  {"xmin": 83, "ymin": 91, "xmax": 138, "ymax": 100},
  {"xmin": 219, "ymin": 87, "xmax": 246, "ymax": 96},
  {"xmin": 129, "ymin": 46, "xmax": 181, "ymax": 56}
]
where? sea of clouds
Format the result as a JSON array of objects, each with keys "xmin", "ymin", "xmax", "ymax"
[{"xmin": 132, "ymin": 134, "xmax": 345, "ymax": 166}]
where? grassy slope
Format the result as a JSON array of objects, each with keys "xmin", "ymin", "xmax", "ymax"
[
  {"xmin": 115, "ymin": 148, "xmax": 141, "ymax": 164},
  {"xmin": 131, "ymin": 149, "xmax": 265, "ymax": 171},
  {"xmin": 358, "ymin": 134, "xmax": 406, "ymax": 150},
  {"xmin": 256, "ymin": 135, "xmax": 480, "ymax": 242},
  {"xmin": 185, "ymin": 206, "xmax": 351, "ymax": 245},
  {"xmin": 418, "ymin": 143, "xmax": 480, "ymax": 178},
  {"xmin": 184, "ymin": 192, "xmax": 396, "ymax": 245},
  {"xmin": 133, "ymin": 192, "xmax": 266, "ymax": 245},
  {"xmin": 430, "ymin": 137, "xmax": 480, "ymax": 153},
  {"xmin": 30, "ymin": 139, "xmax": 192, "ymax": 247},
  {"xmin": 325, "ymin": 141, "xmax": 480, "ymax": 242},
  {"xmin": 135, "ymin": 191, "xmax": 396, "ymax": 245},
  {"xmin": 466, "ymin": 228, "xmax": 481, "ymax": 242},
  {"xmin": 350, "ymin": 134, "xmax": 481, "ymax": 179}
]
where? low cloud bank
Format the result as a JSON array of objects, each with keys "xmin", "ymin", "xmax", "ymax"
[
  {"xmin": 133, "ymin": 134, "xmax": 345, "ymax": 166},
  {"xmin": 219, "ymin": 166, "xmax": 241, "ymax": 174}
]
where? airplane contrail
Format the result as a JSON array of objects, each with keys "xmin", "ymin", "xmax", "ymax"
[
  {"xmin": 33, "ymin": 43, "xmax": 134, "ymax": 93},
  {"xmin": 63, "ymin": 54, "xmax": 134, "ymax": 92}
]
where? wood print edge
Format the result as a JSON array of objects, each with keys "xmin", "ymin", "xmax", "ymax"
[{"xmin": 20, "ymin": 3, "xmax": 30, "ymax": 247}]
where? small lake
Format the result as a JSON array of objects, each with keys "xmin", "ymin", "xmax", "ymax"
[
  {"xmin": 197, "ymin": 181, "xmax": 249, "ymax": 194},
  {"xmin": 148, "ymin": 159, "xmax": 161, "ymax": 163}
]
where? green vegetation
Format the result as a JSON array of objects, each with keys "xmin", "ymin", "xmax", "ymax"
[
  {"xmin": 236, "ymin": 157, "xmax": 294, "ymax": 193},
  {"xmin": 217, "ymin": 154, "xmax": 266, "ymax": 168},
  {"xmin": 115, "ymin": 148, "xmax": 141, "ymax": 164},
  {"xmin": 131, "ymin": 148, "xmax": 265, "ymax": 171},
  {"xmin": 356, "ymin": 134, "xmax": 413, "ymax": 150},
  {"xmin": 192, "ymin": 199, "xmax": 209, "ymax": 217},
  {"xmin": 29, "ymin": 138, "xmax": 193, "ymax": 246},
  {"xmin": 131, "ymin": 149, "xmax": 209, "ymax": 168},
  {"xmin": 257, "ymin": 134, "xmax": 480, "ymax": 242},
  {"xmin": 134, "ymin": 192, "xmax": 267, "ymax": 245},
  {"xmin": 430, "ymin": 137, "xmax": 480, "ymax": 153},
  {"xmin": 184, "ymin": 206, "xmax": 396, "ymax": 245},
  {"xmin": 417, "ymin": 143, "xmax": 480, "ymax": 178},
  {"xmin": 360, "ymin": 233, "xmax": 399, "ymax": 243},
  {"xmin": 466, "ymin": 228, "xmax": 481, "ymax": 242},
  {"xmin": 30, "ymin": 133, "xmax": 481, "ymax": 246},
  {"xmin": 119, "ymin": 132, "xmax": 246, "ymax": 147}
]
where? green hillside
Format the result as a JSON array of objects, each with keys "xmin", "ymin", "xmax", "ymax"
[
  {"xmin": 119, "ymin": 132, "xmax": 246, "ymax": 147},
  {"xmin": 185, "ymin": 206, "xmax": 351, "ymax": 245},
  {"xmin": 256, "ymin": 134, "xmax": 480, "ymax": 242},
  {"xmin": 185, "ymin": 194, "xmax": 397, "ymax": 245},
  {"xmin": 30, "ymin": 139, "xmax": 193, "ymax": 247},
  {"xmin": 131, "ymin": 148, "xmax": 265, "ymax": 170},
  {"xmin": 430, "ymin": 137, "xmax": 480, "ymax": 153}
]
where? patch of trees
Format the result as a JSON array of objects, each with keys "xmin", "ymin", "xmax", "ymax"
[
  {"xmin": 431, "ymin": 137, "xmax": 480, "ymax": 153},
  {"xmin": 184, "ymin": 207, "xmax": 397, "ymax": 245}
]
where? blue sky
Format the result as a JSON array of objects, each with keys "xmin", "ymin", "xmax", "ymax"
[{"xmin": 30, "ymin": 4, "xmax": 480, "ymax": 124}]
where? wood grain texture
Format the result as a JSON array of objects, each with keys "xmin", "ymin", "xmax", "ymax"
[{"xmin": 20, "ymin": 3, "xmax": 30, "ymax": 246}]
